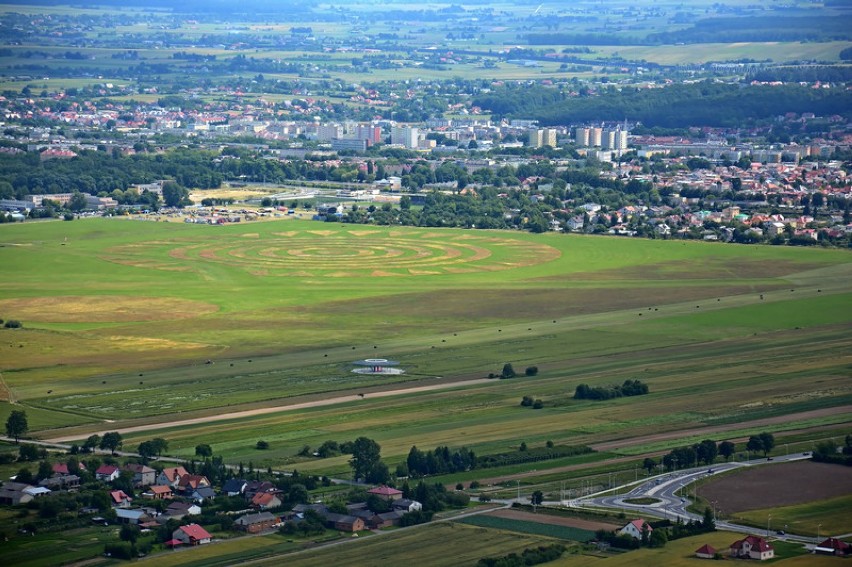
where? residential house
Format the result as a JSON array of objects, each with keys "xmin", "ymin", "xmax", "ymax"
[
  {"xmin": 352, "ymin": 509, "xmax": 405, "ymax": 529},
  {"xmin": 222, "ymin": 478, "xmax": 247, "ymax": 497},
  {"xmin": 110, "ymin": 490, "xmax": 133, "ymax": 508},
  {"xmin": 95, "ymin": 464, "xmax": 120, "ymax": 482},
  {"xmin": 165, "ymin": 501, "xmax": 201, "ymax": 519},
  {"xmin": 142, "ymin": 485, "xmax": 173, "ymax": 500},
  {"xmin": 123, "ymin": 463, "xmax": 156, "ymax": 487},
  {"xmin": 729, "ymin": 535, "xmax": 774, "ymax": 560},
  {"xmin": 367, "ymin": 485, "xmax": 402, "ymax": 501},
  {"xmin": 234, "ymin": 511, "xmax": 278, "ymax": 533},
  {"xmin": 815, "ymin": 538, "xmax": 851, "ymax": 556},
  {"xmin": 39, "ymin": 474, "xmax": 80, "ymax": 491},
  {"xmin": 0, "ymin": 482, "xmax": 35, "ymax": 505},
  {"xmin": 156, "ymin": 466, "xmax": 188, "ymax": 488},
  {"xmin": 323, "ymin": 512, "xmax": 365, "ymax": 532},
  {"xmin": 191, "ymin": 486, "xmax": 216, "ymax": 503},
  {"xmin": 619, "ymin": 519, "xmax": 653, "ymax": 540},
  {"xmin": 115, "ymin": 508, "xmax": 149, "ymax": 525},
  {"xmin": 695, "ymin": 544, "xmax": 716, "ymax": 559},
  {"xmin": 172, "ymin": 523, "xmax": 212, "ymax": 546},
  {"xmin": 176, "ymin": 474, "xmax": 210, "ymax": 495},
  {"xmin": 251, "ymin": 492, "xmax": 282, "ymax": 510},
  {"xmin": 244, "ymin": 480, "xmax": 276, "ymax": 500},
  {"xmin": 52, "ymin": 462, "xmax": 86, "ymax": 475}
]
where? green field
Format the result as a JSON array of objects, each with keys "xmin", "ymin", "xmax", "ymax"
[
  {"xmin": 731, "ymin": 494, "xmax": 852, "ymax": 538},
  {"xmin": 0, "ymin": 218, "xmax": 849, "ymax": 477},
  {"xmin": 242, "ymin": 522, "xmax": 566, "ymax": 567}
]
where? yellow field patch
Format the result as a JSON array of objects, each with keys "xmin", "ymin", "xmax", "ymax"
[{"xmin": 0, "ymin": 296, "xmax": 218, "ymax": 323}]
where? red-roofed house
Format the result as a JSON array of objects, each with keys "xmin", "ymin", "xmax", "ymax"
[
  {"xmin": 142, "ymin": 485, "xmax": 173, "ymax": 500},
  {"xmin": 177, "ymin": 474, "xmax": 210, "ymax": 494},
  {"xmin": 251, "ymin": 492, "xmax": 282, "ymax": 510},
  {"xmin": 95, "ymin": 465, "xmax": 120, "ymax": 482},
  {"xmin": 730, "ymin": 535, "xmax": 774, "ymax": 560},
  {"xmin": 110, "ymin": 490, "xmax": 133, "ymax": 508},
  {"xmin": 52, "ymin": 462, "xmax": 86, "ymax": 475},
  {"xmin": 619, "ymin": 519, "xmax": 653, "ymax": 540},
  {"xmin": 156, "ymin": 466, "xmax": 188, "ymax": 488},
  {"xmin": 695, "ymin": 544, "xmax": 716, "ymax": 559},
  {"xmin": 172, "ymin": 523, "xmax": 212, "ymax": 546},
  {"xmin": 816, "ymin": 537, "xmax": 851, "ymax": 556},
  {"xmin": 367, "ymin": 485, "xmax": 402, "ymax": 501}
]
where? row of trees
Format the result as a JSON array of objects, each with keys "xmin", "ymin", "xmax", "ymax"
[
  {"xmin": 405, "ymin": 445, "xmax": 477, "ymax": 478},
  {"xmin": 573, "ymin": 379, "xmax": 649, "ymax": 401}
]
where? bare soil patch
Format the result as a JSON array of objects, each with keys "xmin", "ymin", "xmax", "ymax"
[
  {"xmin": 487, "ymin": 508, "xmax": 619, "ymax": 532},
  {"xmin": 698, "ymin": 460, "xmax": 852, "ymax": 514},
  {"xmin": 0, "ymin": 295, "xmax": 218, "ymax": 323}
]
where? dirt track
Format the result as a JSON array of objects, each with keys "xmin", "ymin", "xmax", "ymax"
[{"xmin": 42, "ymin": 377, "xmax": 492, "ymax": 443}]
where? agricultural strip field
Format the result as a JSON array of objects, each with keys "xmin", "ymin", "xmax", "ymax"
[
  {"xmin": 235, "ymin": 522, "xmax": 566, "ymax": 567},
  {"xmin": 1, "ymin": 218, "xmax": 850, "ymax": 476}
]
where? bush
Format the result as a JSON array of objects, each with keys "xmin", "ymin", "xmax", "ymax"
[
  {"xmin": 256, "ymin": 440, "xmax": 269, "ymax": 450},
  {"xmin": 3, "ymin": 320, "xmax": 22, "ymax": 329},
  {"xmin": 525, "ymin": 366, "xmax": 539, "ymax": 376}
]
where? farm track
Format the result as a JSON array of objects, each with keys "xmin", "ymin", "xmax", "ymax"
[{"xmin": 40, "ymin": 377, "xmax": 492, "ymax": 443}]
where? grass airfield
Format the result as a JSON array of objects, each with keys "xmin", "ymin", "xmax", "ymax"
[{"xmin": 0, "ymin": 217, "xmax": 850, "ymax": 473}]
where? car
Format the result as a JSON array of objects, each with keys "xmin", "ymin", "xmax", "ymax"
[
  {"xmin": 777, "ymin": 530, "xmax": 785, "ymax": 536},
  {"xmin": 802, "ymin": 452, "xmax": 810, "ymax": 456},
  {"xmin": 706, "ymin": 469, "xmax": 714, "ymax": 474},
  {"xmin": 767, "ymin": 457, "xmax": 774, "ymax": 461}
]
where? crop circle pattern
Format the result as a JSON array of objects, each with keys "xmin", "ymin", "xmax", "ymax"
[{"xmin": 103, "ymin": 229, "xmax": 560, "ymax": 277}]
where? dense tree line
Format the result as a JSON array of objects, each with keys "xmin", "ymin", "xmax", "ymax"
[
  {"xmin": 573, "ymin": 379, "xmax": 649, "ymax": 401},
  {"xmin": 405, "ymin": 445, "xmax": 476, "ymax": 478},
  {"xmin": 474, "ymin": 83, "xmax": 852, "ymax": 128},
  {"xmin": 0, "ymin": 149, "xmax": 222, "ymax": 200},
  {"xmin": 810, "ymin": 435, "xmax": 852, "ymax": 466}
]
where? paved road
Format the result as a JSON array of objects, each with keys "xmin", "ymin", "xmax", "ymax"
[{"xmin": 568, "ymin": 453, "xmax": 821, "ymax": 543}]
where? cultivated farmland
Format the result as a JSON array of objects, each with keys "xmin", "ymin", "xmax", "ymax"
[{"xmin": 1, "ymin": 218, "xmax": 850, "ymax": 478}]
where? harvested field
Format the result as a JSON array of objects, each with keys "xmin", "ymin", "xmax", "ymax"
[
  {"xmin": 0, "ymin": 295, "xmax": 218, "ymax": 323},
  {"xmin": 486, "ymin": 508, "xmax": 620, "ymax": 532},
  {"xmin": 697, "ymin": 461, "xmax": 852, "ymax": 514}
]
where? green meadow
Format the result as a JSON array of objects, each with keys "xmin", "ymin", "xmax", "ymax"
[{"xmin": 0, "ymin": 218, "xmax": 849, "ymax": 478}]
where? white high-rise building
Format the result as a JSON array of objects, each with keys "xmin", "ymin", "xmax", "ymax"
[
  {"xmin": 391, "ymin": 126, "xmax": 419, "ymax": 149},
  {"xmin": 574, "ymin": 127, "xmax": 590, "ymax": 147},
  {"xmin": 590, "ymin": 127, "xmax": 603, "ymax": 147}
]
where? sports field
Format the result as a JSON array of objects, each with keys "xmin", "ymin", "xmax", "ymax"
[{"xmin": 0, "ymin": 218, "xmax": 850, "ymax": 475}]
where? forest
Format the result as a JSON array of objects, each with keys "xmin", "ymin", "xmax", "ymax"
[{"xmin": 473, "ymin": 83, "xmax": 852, "ymax": 128}]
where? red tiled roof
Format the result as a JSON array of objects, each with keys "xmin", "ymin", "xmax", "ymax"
[
  {"xmin": 368, "ymin": 485, "xmax": 402, "ymax": 496},
  {"xmin": 696, "ymin": 544, "xmax": 716, "ymax": 555},
  {"xmin": 179, "ymin": 524, "xmax": 211, "ymax": 541}
]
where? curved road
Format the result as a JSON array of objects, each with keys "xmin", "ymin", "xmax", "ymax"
[{"xmin": 568, "ymin": 452, "xmax": 822, "ymax": 545}]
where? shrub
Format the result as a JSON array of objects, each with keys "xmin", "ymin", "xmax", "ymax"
[
  {"xmin": 525, "ymin": 366, "xmax": 539, "ymax": 376},
  {"xmin": 3, "ymin": 320, "xmax": 22, "ymax": 329},
  {"xmin": 256, "ymin": 440, "xmax": 269, "ymax": 450}
]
